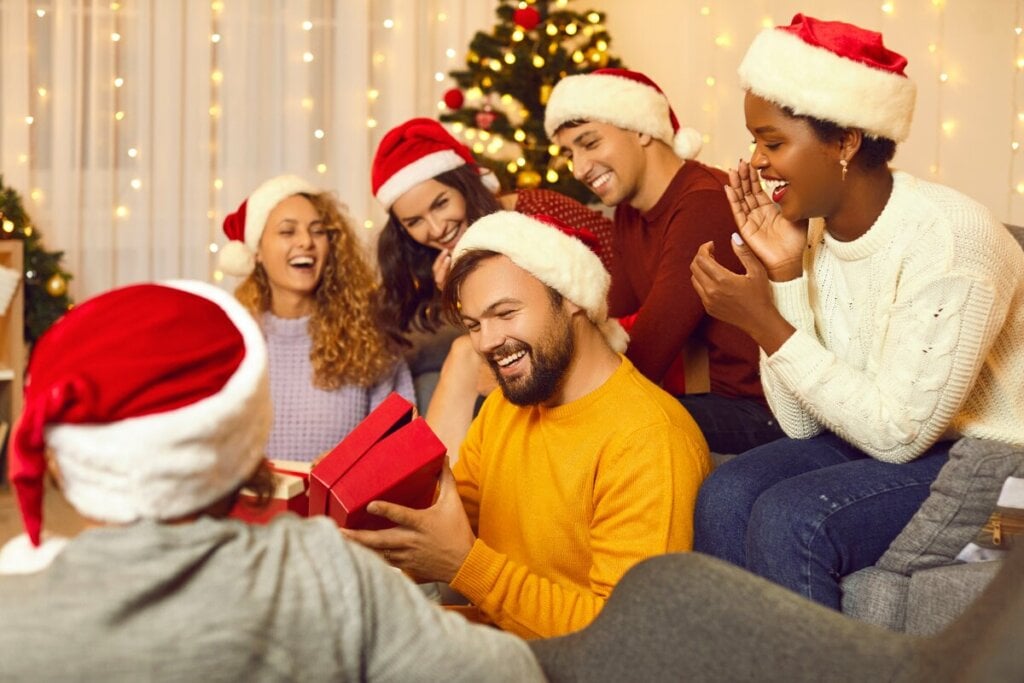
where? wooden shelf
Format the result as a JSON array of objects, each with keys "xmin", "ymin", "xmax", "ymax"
[{"xmin": 0, "ymin": 240, "xmax": 24, "ymax": 481}]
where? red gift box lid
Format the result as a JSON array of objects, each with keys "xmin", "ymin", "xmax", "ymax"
[{"xmin": 309, "ymin": 393, "xmax": 447, "ymax": 529}]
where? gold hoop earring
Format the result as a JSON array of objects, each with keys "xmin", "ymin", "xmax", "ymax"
[{"xmin": 840, "ymin": 159, "xmax": 848, "ymax": 182}]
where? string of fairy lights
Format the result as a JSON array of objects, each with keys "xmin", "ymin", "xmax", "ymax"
[{"xmin": 11, "ymin": 1, "xmax": 1024, "ymax": 289}]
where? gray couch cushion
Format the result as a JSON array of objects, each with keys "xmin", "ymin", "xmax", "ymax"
[
  {"xmin": 840, "ymin": 566, "xmax": 908, "ymax": 627},
  {"xmin": 904, "ymin": 560, "xmax": 1002, "ymax": 635},
  {"xmin": 875, "ymin": 438, "xmax": 1024, "ymax": 575}
]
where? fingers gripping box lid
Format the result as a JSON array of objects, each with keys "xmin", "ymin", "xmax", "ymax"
[{"xmin": 234, "ymin": 393, "xmax": 447, "ymax": 530}]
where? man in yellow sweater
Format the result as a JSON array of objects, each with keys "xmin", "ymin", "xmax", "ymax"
[{"xmin": 344, "ymin": 211, "xmax": 711, "ymax": 639}]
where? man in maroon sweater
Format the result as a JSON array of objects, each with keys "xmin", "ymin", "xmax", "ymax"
[{"xmin": 545, "ymin": 68, "xmax": 782, "ymax": 453}]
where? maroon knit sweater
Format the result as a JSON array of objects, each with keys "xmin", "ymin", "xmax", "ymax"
[{"xmin": 609, "ymin": 161, "xmax": 764, "ymax": 402}]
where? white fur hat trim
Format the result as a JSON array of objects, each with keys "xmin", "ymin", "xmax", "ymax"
[
  {"xmin": 45, "ymin": 280, "xmax": 271, "ymax": 524},
  {"xmin": 544, "ymin": 73, "xmax": 702, "ymax": 160},
  {"xmin": 738, "ymin": 27, "xmax": 916, "ymax": 142},
  {"xmin": 452, "ymin": 211, "xmax": 628, "ymax": 353}
]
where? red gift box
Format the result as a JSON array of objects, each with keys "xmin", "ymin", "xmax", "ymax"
[
  {"xmin": 309, "ymin": 392, "xmax": 447, "ymax": 530},
  {"xmin": 231, "ymin": 459, "xmax": 311, "ymax": 524}
]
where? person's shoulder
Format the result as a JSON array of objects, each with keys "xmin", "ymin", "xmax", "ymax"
[{"xmin": 604, "ymin": 359, "xmax": 697, "ymax": 429}]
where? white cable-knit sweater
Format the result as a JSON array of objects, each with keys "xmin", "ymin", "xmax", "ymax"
[{"xmin": 763, "ymin": 171, "xmax": 1024, "ymax": 463}]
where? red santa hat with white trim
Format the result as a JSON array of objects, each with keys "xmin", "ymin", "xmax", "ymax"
[
  {"xmin": 6, "ymin": 280, "xmax": 270, "ymax": 551},
  {"xmin": 372, "ymin": 118, "xmax": 501, "ymax": 210},
  {"xmin": 739, "ymin": 13, "xmax": 916, "ymax": 142},
  {"xmin": 544, "ymin": 68, "xmax": 703, "ymax": 160},
  {"xmin": 218, "ymin": 174, "xmax": 321, "ymax": 277},
  {"xmin": 451, "ymin": 211, "xmax": 629, "ymax": 353}
]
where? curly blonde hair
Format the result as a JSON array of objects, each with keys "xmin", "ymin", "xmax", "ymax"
[{"xmin": 235, "ymin": 191, "xmax": 398, "ymax": 390}]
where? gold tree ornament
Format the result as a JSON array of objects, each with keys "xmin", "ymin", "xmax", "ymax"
[
  {"xmin": 46, "ymin": 273, "xmax": 68, "ymax": 297},
  {"xmin": 515, "ymin": 169, "xmax": 542, "ymax": 189}
]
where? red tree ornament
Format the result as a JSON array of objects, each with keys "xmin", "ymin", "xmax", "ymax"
[
  {"xmin": 475, "ymin": 107, "xmax": 497, "ymax": 130},
  {"xmin": 513, "ymin": 7, "xmax": 541, "ymax": 31},
  {"xmin": 443, "ymin": 87, "xmax": 464, "ymax": 109}
]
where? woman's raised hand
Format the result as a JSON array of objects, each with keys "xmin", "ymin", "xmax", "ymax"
[
  {"xmin": 432, "ymin": 249, "xmax": 453, "ymax": 291},
  {"xmin": 724, "ymin": 160, "xmax": 808, "ymax": 282}
]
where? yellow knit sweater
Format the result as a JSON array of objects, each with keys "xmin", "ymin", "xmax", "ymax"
[{"xmin": 450, "ymin": 356, "xmax": 710, "ymax": 639}]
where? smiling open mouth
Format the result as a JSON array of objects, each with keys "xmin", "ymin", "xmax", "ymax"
[
  {"xmin": 761, "ymin": 178, "xmax": 790, "ymax": 203},
  {"xmin": 288, "ymin": 256, "xmax": 315, "ymax": 269}
]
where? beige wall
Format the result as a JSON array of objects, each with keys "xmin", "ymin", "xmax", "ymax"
[{"xmin": 598, "ymin": 1, "xmax": 1022, "ymax": 224}]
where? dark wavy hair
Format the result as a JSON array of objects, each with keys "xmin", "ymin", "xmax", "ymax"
[
  {"xmin": 376, "ymin": 165, "xmax": 502, "ymax": 344},
  {"xmin": 784, "ymin": 106, "xmax": 897, "ymax": 169}
]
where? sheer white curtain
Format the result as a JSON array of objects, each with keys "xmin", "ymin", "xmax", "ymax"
[{"xmin": 0, "ymin": 0, "xmax": 492, "ymax": 299}]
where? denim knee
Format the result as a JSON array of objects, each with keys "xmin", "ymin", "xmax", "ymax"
[{"xmin": 693, "ymin": 459, "xmax": 775, "ymax": 564}]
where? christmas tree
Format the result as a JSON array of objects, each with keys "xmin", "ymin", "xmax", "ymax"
[
  {"xmin": 0, "ymin": 177, "xmax": 73, "ymax": 345},
  {"xmin": 439, "ymin": 0, "xmax": 625, "ymax": 204}
]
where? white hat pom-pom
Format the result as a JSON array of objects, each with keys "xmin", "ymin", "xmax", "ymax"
[
  {"xmin": 599, "ymin": 319, "xmax": 630, "ymax": 354},
  {"xmin": 674, "ymin": 127, "xmax": 703, "ymax": 160},
  {"xmin": 217, "ymin": 240, "xmax": 256, "ymax": 277}
]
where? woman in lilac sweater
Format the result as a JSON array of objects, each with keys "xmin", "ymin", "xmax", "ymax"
[{"xmin": 219, "ymin": 175, "xmax": 413, "ymax": 461}]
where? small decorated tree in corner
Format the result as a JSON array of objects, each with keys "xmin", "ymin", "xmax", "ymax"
[
  {"xmin": 439, "ymin": 0, "xmax": 625, "ymax": 204},
  {"xmin": 0, "ymin": 177, "xmax": 74, "ymax": 345}
]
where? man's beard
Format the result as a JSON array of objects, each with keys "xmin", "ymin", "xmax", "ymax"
[{"xmin": 487, "ymin": 317, "xmax": 574, "ymax": 407}]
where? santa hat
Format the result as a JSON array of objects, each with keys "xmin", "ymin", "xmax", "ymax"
[
  {"xmin": 7, "ymin": 280, "xmax": 270, "ymax": 548},
  {"xmin": 544, "ymin": 68, "xmax": 703, "ymax": 160},
  {"xmin": 739, "ymin": 14, "xmax": 916, "ymax": 142},
  {"xmin": 372, "ymin": 117, "xmax": 501, "ymax": 210},
  {"xmin": 218, "ymin": 175, "xmax": 320, "ymax": 277},
  {"xmin": 452, "ymin": 211, "xmax": 628, "ymax": 353}
]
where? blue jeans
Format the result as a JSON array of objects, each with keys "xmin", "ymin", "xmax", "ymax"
[
  {"xmin": 693, "ymin": 433, "xmax": 951, "ymax": 609},
  {"xmin": 677, "ymin": 393, "xmax": 785, "ymax": 454}
]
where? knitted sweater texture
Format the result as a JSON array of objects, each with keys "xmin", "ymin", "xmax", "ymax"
[
  {"xmin": 450, "ymin": 356, "xmax": 711, "ymax": 639},
  {"xmin": 764, "ymin": 172, "xmax": 1024, "ymax": 462},
  {"xmin": 263, "ymin": 313, "xmax": 414, "ymax": 461}
]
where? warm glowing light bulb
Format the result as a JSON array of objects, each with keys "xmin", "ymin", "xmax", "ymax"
[
  {"xmin": 213, "ymin": 178, "xmax": 223, "ymax": 189},
  {"xmin": 213, "ymin": 270, "xmax": 224, "ymax": 282},
  {"xmin": 572, "ymin": 51, "xmax": 584, "ymax": 63},
  {"xmin": 700, "ymin": 7, "xmax": 710, "ymax": 16},
  {"xmin": 317, "ymin": 163, "xmax": 327, "ymax": 174},
  {"xmin": 383, "ymin": 18, "xmax": 394, "ymax": 29},
  {"xmin": 546, "ymin": 169, "xmax": 559, "ymax": 182},
  {"xmin": 131, "ymin": 178, "xmax": 142, "ymax": 189},
  {"xmin": 111, "ymin": 32, "xmax": 121, "ymax": 42},
  {"xmin": 303, "ymin": 51, "xmax": 314, "ymax": 63},
  {"xmin": 24, "ymin": 116, "xmax": 34, "ymax": 125},
  {"xmin": 565, "ymin": 23, "xmax": 578, "ymax": 36},
  {"xmin": 367, "ymin": 118, "xmax": 378, "ymax": 128},
  {"xmin": 314, "ymin": 129, "xmax": 325, "ymax": 139},
  {"xmin": 302, "ymin": 20, "xmax": 313, "ymax": 31},
  {"xmin": 364, "ymin": 220, "xmax": 374, "ymax": 229},
  {"xmin": 208, "ymin": 243, "xmax": 219, "ymax": 253},
  {"xmin": 546, "ymin": 24, "xmax": 558, "ymax": 36},
  {"xmin": 761, "ymin": 17, "xmax": 774, "ymax": 28},
  {"xmin": 1013, "ymin": 142, "xmax": 1021, "ymax": 151},
  {"xmin": 30, "ymin": 189, "xmax": 43, "ymax": 202},
  {"xmin": 115, "ymin": 205, "xmax": 129, "ymax": 218},
  {"xmin": 437, "ymin": 12, "xmax": 447, "ymax": 21},
  {"xmin": 506, "ymin": 161, "xmax": 518, "ymax": 173},
  {"xmin": 302, "ymin": 97, "xmax": 315, "ymax": 110},
  {"xmin": 881, "ymin": 3, "xmax": 894, "ymax": 14},
  {"xmin": 514, "ymin": 129, "xmax": 526, "ymax": 142},
  {"xmin": 115, "ymin": 111, "xmax": 125, "ymax": 121},
  {"xmin": 705, "ymin": 76, "xmax": 716, "ymax": 86},
  {"xmin": 472, "ymin": 142, "xmax": 485, "ymax": 154},
  {"xmin": 211, "ymin": 70, "xmax": 223, "ymax": 83},
  {"xmin": 532, "ymin": 55, "xmax": 545, "ymax": 68},
  {"xmin": 941, "ymin": 120, "xmax": 956, "ymax": 136},
  {"xmin": 211, "ymin": 33, "xmax": 221, "ymax": 44},
  {"xmin": 587, "ymin": 12, "xmax": 600, "ymax": 23},
  {"xmin": 37, "ymin": 87, "xmax": 47, "ymax": 97},
  {"xmin": 211, "ymin": 1, "xmax": 224, "ymax": 11},
  {"xmin": 367, "ymin": 89, "xmax": 379, "ymax": 100},
  {"xmin": 1017, "ymin": 182, "xmax": 1024, "ymax": 194},
  {"xmin": 436, "ymin": 70, "xmax": 447, "ymax": 79},
  {"xmin": 714, "ymin": 34, "xmax": 731, "ymax": 48},
  {"xmin": 36, "ymin": 9, "xmax": 45, "ymax": 17},
  {"xmin": 548, "ymin": 144, "xmax": 560, "ymax": 155},
  {"xmin": 114, "ymin": 77, "xmax": 124, "ymax": 87},
  {"xmin": 939, "ymin": 72, "xmax": 949, "ymax": 82},
  {"xmin": 504, "ymin": 53, "xmax": 516, "ymax": 64},
  {"xmin": 446, "ymin": 48, "xmax": 456, "ymax": 58},
  {"xmin": 516, "ymin": 158, "xmax": 526, "ymax": 167}
]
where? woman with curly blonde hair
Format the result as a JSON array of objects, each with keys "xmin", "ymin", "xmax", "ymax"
[{"xmin": 219, "ymin": 175, "xmax": 413, "ymax": 462}]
